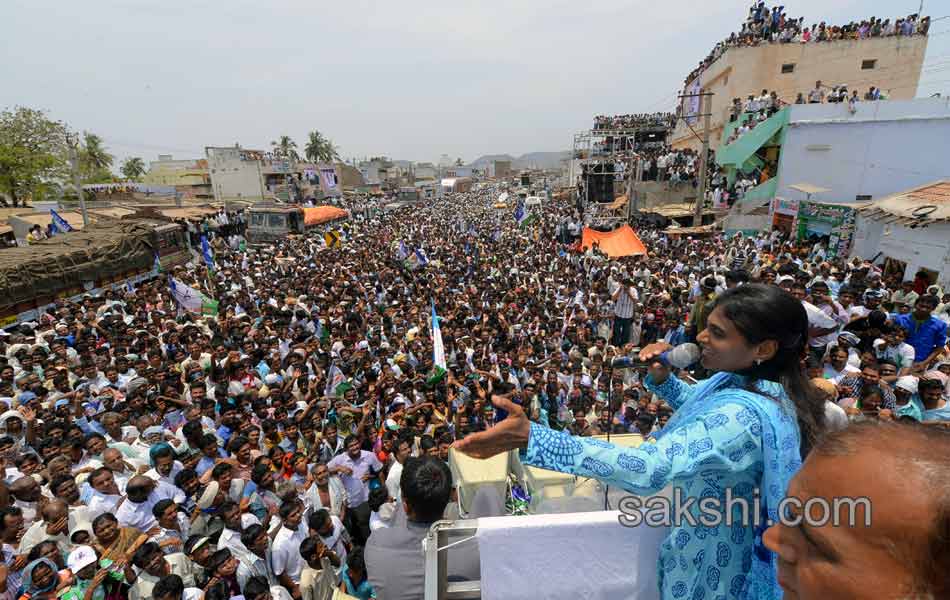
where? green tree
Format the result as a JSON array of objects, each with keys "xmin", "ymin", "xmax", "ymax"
[
  {"xmin": 271, "ymin": 135, "xmax": 300, "ymax": 161},
  {"xmin": 0, "ymin": 106, "xmax": 69, "ymax": 207},
  {"xmin": 455, "ymin": 158, "xmax": 464, "ymax": 167},
  {"xmin": 120, "ymin": 156, "xmax": 146, "ymax": 180},
  {"xmin": 79, "ymin": 132, "xmax": 114, "ymax": 183},
  {"xmin": 304, "ymin": 130, "xmax": 340, "ymax": 163}
]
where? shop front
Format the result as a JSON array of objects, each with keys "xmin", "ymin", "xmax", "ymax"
[
  {"xmin": 795, "ymin": 201, "xmax": 858, "ymax": 258},
  {"xmin": 768, "ymin": 197, "xmax": 799, "ymax": 235}
]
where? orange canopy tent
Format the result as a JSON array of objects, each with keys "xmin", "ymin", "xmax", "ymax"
[
  {"xmin": 580, "ymin": 225, "xmax": 647, "ymax": 257},
  {"xmin": 302, "ymin": 206, "xmax": 348, "ymax": 226}
]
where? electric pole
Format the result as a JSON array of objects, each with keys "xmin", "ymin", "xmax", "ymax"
[
  {"xmin": 68, "ymin": 136, "xmax": 89, "ymax": 226},
  {"xmin": 676, "ymin": 90, "xmax": 714, "ymax": 227}
]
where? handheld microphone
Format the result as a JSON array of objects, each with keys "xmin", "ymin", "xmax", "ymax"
[{"xmin": 611, "ymin": 343, "xmax": 700, "ymax": 370}]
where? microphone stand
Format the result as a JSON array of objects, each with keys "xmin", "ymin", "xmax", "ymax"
[{"xmin": 604, "ymin": 362, "xmax": 612, "ymax": 511}]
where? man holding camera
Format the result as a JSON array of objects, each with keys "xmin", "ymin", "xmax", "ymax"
[{"xmin": 611, "ymin": 278, "xmax": 638, "ymax": 346}]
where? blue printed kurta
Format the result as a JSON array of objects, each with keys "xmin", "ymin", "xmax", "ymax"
[{"xmin": 522, "ymin": 372, "xmax": 801, "ymax": 600}]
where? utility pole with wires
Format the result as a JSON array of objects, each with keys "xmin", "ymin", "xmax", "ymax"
[
  {"xmin": 66, "ymin": 134, "xmax": 90, "ymax": 227},
  {"xmin": 676, "ymin": 90, "xmax": 714, "ymax": 226}
]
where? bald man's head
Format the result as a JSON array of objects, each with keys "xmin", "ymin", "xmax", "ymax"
[
  {"xmin": 815, "ymin": 422, "xmax": 950, "ymax": 591},
  {"xmin": 126, "ymin": 475, "xmax": 154, "ymax": 503},
  {"xmin": 766, "ymin": 421, "xmax": 950, "ymax": 600},
  {"xmin": 41, "ymin": 499, "xmax": 67, "ymax": 522},
  {"xmin": 9, "ymin": 476, "xmax": 40, "ymax": 501},
  {"xmin": 102, "ymin": 447, "xmax": 122, "ymax": 463}
]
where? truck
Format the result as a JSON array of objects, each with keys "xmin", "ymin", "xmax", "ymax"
[
  {"xmin": 0, "ymin": 219, "xmax": 190, "ymax": 328},
  {"xmin": 246, "ymin": 204, "xmax": 348, "ymax": 243},
  {"xmin": 246, "ymin": 205, "xmax": 305, "ymax": 243}
]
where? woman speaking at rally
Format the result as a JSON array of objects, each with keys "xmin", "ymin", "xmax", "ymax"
[{"xmin": 455, "ymin": 284, "xmax": 825, "ymax": 600}]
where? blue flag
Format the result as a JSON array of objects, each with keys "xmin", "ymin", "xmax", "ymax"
[
  {"xmin": 397, "ymin": 240, "xmax": 409, "ymax": 260},
  {"xmin": 50, "ymin": 209, "xmax": 74, "ymax": 234},
  {"xmin": 200, "ymin": 235, "xmax": 215, "ymax": 273},
  {"xmin": 414, "ymin": 248, "xmax": 429, "ymax": 267}
]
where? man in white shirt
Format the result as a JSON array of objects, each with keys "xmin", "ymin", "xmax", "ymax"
[
  {"xmin": 272, "ymin": 501, "xmax": 308, "ymax": 595},
  {"xmin": 179, "ymin": 343, "xmax": 212, "ymax": 378},
  {"xmin": 19, "ymin": 499, "xmax": 71, "ymax": 556},
  {"xmin": 143, "ymin": 444, "xmax": 183, "ymax": 487},
  {"xmin": 385, "ymin": 435, "xmax": 412, "ymax": 504},
  {"xmin": 86, "ymin": 467, "xmax": 123, "ymax": 519},
  {"xmin": 611, "ymin": 278, "xmax": 638, "ymax": 346},
  {"xmin": 310, "ymin": 508, "xmax": 349, "ymax": 576},
  {"xmin": 328, "ymin": 435, "xmax": 383, "ymax": 545},
  {"xmin": 129, "ymin": 542, "xmax": 195, "ymax": 600},
  {"xmin": 805, "ymin": 282, "xmax": 849, "ymax": 358},
  {"xmin": 234, "ymin": 524, "xmax": 281, "ymax": 591},
  {"xmin": 116, "ymin": 476, "xmax": 183, "ymax": 532},
  {"xmin": 9, "ymin": 476, "xmax": 42, "ymax": 525},
  {"xmin": 823, "ymin": 346, "xmax": 860, "ymax": 383},
  {"xmin": 874, "ymin": 325, "xmax": 916, "ymax": 374},
  {"xmin": 101, "ymin": 448, "xmax": 135, "ymax": 491}
]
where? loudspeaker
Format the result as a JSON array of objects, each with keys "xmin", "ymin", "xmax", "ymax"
[{"xmin": 583, "ymin": 163, "xmax": 615, "ymax": 203}]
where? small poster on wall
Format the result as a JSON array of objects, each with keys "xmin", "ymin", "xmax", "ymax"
[{"xmin": 320, "ymin": 168, "xmax": 338, "ymax": 190}]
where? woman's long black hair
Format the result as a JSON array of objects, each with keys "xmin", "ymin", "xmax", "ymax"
[{"xmin": 711, "ymin": 284, "xmax": 825, "ymax": 456}]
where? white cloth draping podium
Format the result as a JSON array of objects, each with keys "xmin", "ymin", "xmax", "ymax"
[{"xmin": 475, "ymin": 510, "xmax": 668, "ymax": 600}]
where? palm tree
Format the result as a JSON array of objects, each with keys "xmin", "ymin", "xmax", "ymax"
[
  {"xmin": 79, "ymin": 132, "xmax": 114, "ymax": 182},
  {"xmin": 270, "ymin": 136, "xmax": 300, "ymax": 161},
  {"xmin": 81, "ymin": 132, "xmax": 113, "ymax": 169},
  {"xmin": 454, "ymin": 158, "xmax": 464, "ymax": 167},
  {"xmin": 304, "ymin": 130, "xmax": 340, "ymax": 163},
  {"xmin": 120, "ymin": 157, "xmax": 146, "ymax": 180}
]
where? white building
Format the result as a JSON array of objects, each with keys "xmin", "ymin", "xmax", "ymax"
[
  {"xmin": 851, "ymin": 181, "xmax": 950, "ymax": 288},
  {"xmin": 206, "ymin": 146, "xmax": 267, "ymax": 203},
  {"xmin": 359, "ymin": 159, "xmax": 394, "ymax": 185},
  {"xmin": 414, "ymin": 163, "xmax": 437, "ymax": 180},
  {"xmin": 776, "ymin": 98, "xmax": 950, "ymax": 204},
  {"xmin": 444, "ymin": 166, "xmax": 473, "ymax": 178},
  {"xmin": 725, "ymin": 98, "xmax": 950, "ymax": 234}
]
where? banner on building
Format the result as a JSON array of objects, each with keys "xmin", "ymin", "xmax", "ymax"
[
  {"xmin": 320, "ymin": 168, "xmax": 339, "ymax": 190},
  {"xmin": 683, "ymin": 76, "xmax": 702, "ymax": 125}
]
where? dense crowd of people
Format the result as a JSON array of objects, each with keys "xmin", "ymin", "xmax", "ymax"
[
  {"xmin": 0, "ymin": 186, "xmax": 947, "ymax": 600},
  {"xmin": 635, "ymin": 147, "xmax": 702, "ymax": 187},
  {"xmin": 592, "ymin": 113, "xmax": 675, "ymax": 131},
  {"xmin": 720, "ymin": 78, "xmax": 890, "ymax": 170},
  {"xmin": 684, "ymin": 5, "xmax": 931, "ymax": 85}
]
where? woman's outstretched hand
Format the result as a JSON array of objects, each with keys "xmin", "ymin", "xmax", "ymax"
[{"xmin": 452, "ymin": 395, "xmax": 531, "ymax": 459}]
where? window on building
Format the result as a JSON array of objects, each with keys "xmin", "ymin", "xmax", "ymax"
[
  {"xmin": 861, "ymin": 59, "xmax": 877, "ymax": 70},
  {"xmin": 781, "ymin": 63, "xmax": 795, "ymax": 74}
]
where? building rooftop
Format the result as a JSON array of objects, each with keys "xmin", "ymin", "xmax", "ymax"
[
  {"xmin": 11, "ymin": 211, "xmax": 90, "ymax": 229},
  {"xmin": 859, "ymin": 180, "xmax": 950, "ymax": 225},
  {"xmin": 156, "ymin": 207, "xmax": 219, "ymax": 220},
  {"xmin": 88, "ymin": 207, "xmax": 139, "ymax": 219}
]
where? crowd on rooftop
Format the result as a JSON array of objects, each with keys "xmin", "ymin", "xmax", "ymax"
[
  {"xmin": 592, "ymin": 113, "xmax": 676, "ymax": 131},
  {"xmin": 0, "ymin": 185, "xmax": 947, "ymax": 599},
  {"xmin": 722, "ymin": 77, "xmax": 890, "ymax": 149},
  {"xmin": 683, "ymin": 4, "xmax": 930, "ymax": 85}
]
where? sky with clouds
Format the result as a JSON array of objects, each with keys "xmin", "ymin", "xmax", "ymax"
[{"xmin": 2, "ymin": 0, "xmax": 948, "ymax": 165}]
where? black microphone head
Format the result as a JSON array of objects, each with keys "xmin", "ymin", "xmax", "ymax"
[{"xmin": 667, "ymin": 343, "xmax": 701, "ymax": 369}]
